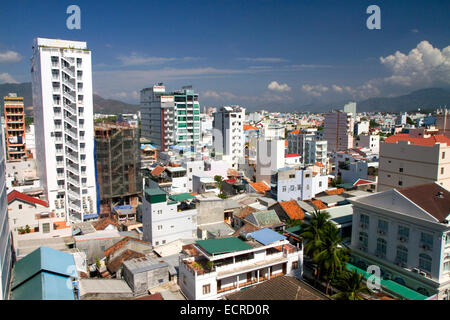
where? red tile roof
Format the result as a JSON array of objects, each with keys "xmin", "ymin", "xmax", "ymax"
[
  {"xmin": 225, "ymin": 178, "xmax": 237, "ymax": 184},
  {"xmin": 353, "ymin": 178, "xmax": 375, "ymax": 186},
  {"xmin": 7, "ymin": 190, "xmax": 48, "ymax": 207},
  {"xmin": 279, "ymin": 200, "xmax": 305, "ymax": 220},
  {"xmin": 289, "ymin": 130, "xmax": 300, "ymax": 134},
  {"xmin": 151, "ymin": 165, "xmax": 165, "ymax": 176},
  {"xmin": 285, "ymin": 153, "xmax": 300, "ymax": 158},
  {"xmin": 315, "ymin": 161, "xmax": 325, "ymax": 168},
  {"xmin": 397, "ymin": 183, "xmax": 450, "ymax": 223},
  {"xmin": 235, "ymin": 206, "xmax": 257, "ymax": 219},
  {"xmin": 385, "ymin": 134, "xmax": 450, "ymax": 147},
  {"xmin": 250, "ymin": 181, "xmax": 270, "ymax": 194},
  {"xmin": 106, "ymin": 249, "xmax": 145, "ymax": 273}
]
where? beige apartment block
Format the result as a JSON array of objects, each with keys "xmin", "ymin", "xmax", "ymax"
[{"xmin": 378, "ymin": 134, "xmax": 450, "ymax": 191}]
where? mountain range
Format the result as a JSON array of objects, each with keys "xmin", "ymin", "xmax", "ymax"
[{"xmin": 1, "ymin": 82, "xmax": 449, "ymax": 116}]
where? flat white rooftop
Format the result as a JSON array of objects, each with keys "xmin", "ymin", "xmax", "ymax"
[{"xmin": 35, "ymin": 37, "xmax": 87, "ymax": 49}]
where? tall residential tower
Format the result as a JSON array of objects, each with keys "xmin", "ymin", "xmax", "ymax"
[
  {"xmin": 3, "ymin": 94, "xmax": 27, "ymax": 162},
  {"xmin": 31, "ymin": 38, "xmax": 98, "ymax": 222}
]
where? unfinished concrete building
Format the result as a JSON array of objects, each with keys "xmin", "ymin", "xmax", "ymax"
[{"xmin": 95, "ymin": 122, "xmax": 142, "ymax": 218}]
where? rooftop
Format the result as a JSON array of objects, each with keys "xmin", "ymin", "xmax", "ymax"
[
  {"xmin": 196, "ymin": 237, "xmax": 253, "ymax": 255},
  {"xmin": 249, "ymin": 228, "xmax": 286, "ymax": 245},
  {"xmin": 279, "ymin": 200, "xmax": 305, "ymax": 220},
  {"xmin": 385, "ymin": 134, "xmax": 450, "ymax": 147},
  {"xmin": 7, "ymin": 190, "xmax": 48, "ymax": 207},
  {"xmin": 225, "ymin": 276, "xmax": 329, "ymax": 300}
]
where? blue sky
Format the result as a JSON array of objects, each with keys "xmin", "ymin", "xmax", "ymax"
[{"xmin": 0, "ymin": 0, "xmax": 449, "ymax": 110}]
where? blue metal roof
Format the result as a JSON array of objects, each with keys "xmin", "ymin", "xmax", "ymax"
[
  {"xmin": 249, "ymin": 228, "xmax": 286, "ymax": 245},
  {"xmin": 12, "ymin": 246, "xmax": 78, "ymax": 290},
  {"xmin": 10, "ymin": 272, "xmax": 75, "ymax": 300}
]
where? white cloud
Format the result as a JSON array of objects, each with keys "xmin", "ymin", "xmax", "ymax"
[
  {"xmin": 301, "ymin": 84, "xmax": 329, "ymax": 96},
  {"xmin": 0, "ymin": 73, "xmax": 18, "ymax": 84},
  {"xmin": 117, "ymin": 53, "xmax": 201, "ymax": 66},
  {"xmin": 332, "ymin": 84, "xmax": 343, "ymax": 93},
  {"xmin": 268, "ymin": 81, "xmax": 291, "ymax": 92},
  {"xmin": 202, "ymin": 90, "xmax": 237, "ymax": 100},
  {"xmin": 379, "ymin": 40, "xmax": 450, "ymax": 88},
  {"xmin": 202, "ymin": 90, "xmax": 221, "ymax": 99},
  {"xmin": 0, "ymin": 50, "xmax": 22, "ymax": 63},
  {"xmin": 238, "ymin": 57, "xmax": 288, "ymax": 63}
]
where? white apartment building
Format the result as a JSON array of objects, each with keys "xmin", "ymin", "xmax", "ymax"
[
  {"xmin": 323, "ymin": 110, "xmax": 354, "ymax": 152},
  {"xmin": 255, "ymin": 138, "xmax": 285, "ymax": 184},
  {"xmin": 212, "ymin": 106, "xmax": 245, "ymax": 169},
  {"xmin": 179, "ymin": 228, "xmax": 302, "ymax": 300},
  {"xmin": 355, "ymin": 120, "xmax": 370, "ymax": 136},
  {"xmin": 142, "ymin": 187, "xmax": 197, "ymax": 247},
  {"xmin": 287, "ymin": 129, "xmax": 327, "ymax": 166},
  {"xmin": 270, "ymin": 167, "xmax": 328, "ymax": 202},
  {"xmin": 31, "ymin": 38, "xmax": 97, "ymax": 223},
  {"xmin": 378, "ymin": 133, "xmax": 450, "ymax": 192},
  {"xmin": 355, "ymin": 134, "xmax": 380, "ymax": 154},
  {"xmin": 349, "ymin": 183, "xmax": 450, "ymax": 299},
  {"xmin": 0, "ymin": 126, "xmax": 12, "ymax": 300}
]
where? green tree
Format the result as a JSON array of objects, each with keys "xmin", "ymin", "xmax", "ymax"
[
  {"xmin": 214, "ymin": 175, "xmax": 223, "ymax": 190},
  {"xmin": 313, "ymin": 224, "xmax": 349, "ymax": 295},
  {"xmin": 332, "ymin": 270, "xmax": 370, "ymax": 300},
  {"xmin": 369, "ymin": 120, "xmax": 378, "ymax": 128},
  {"xmin": 299, "ymin": 210, "xmax": 333, "ymax": 258},
  {"xmin": 286, "ymin": 219, "xmax": 303, "ymax": 228}
]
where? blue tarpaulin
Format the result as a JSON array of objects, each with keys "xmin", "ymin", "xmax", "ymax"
[{"xmin": 249, "ymin": 228, "xmax": 286, "ymax": 245}]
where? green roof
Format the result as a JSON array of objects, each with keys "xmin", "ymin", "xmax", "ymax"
[
  {"xmin": 145, "ymin": 188, "xmax": 167, "ymax": 196},
  {"xmin": 196, "ymin": 237, "xmax": 252, "ymax": 255},
  {"xmin": 336, "ymin": 183, "xmax": 355, "ymax": 189},
  {"xmin": 346, "ymin": 263, "xmax": 428, "ymax": 300},
  {"xmin": 285, "ymin": 225, "xmax": 302, "ymax": 236},
  {"xmin": 169, "ymin": 193, "xmax": 195, "ymax": 202},
  {"xmin": 250, "ymin": 210, "xmax": 281, "ymax": 227}
]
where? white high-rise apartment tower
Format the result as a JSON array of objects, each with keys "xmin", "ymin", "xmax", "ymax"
[
  {"xmin": 212, "ymin": 106, "xmax": 245, "ymax": 169},
  {"xmin": 31, "ymin": 38, "xmax": 98, "ymax": 223}
]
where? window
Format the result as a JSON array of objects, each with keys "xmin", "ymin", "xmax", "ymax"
[
  {"xmin": 398, "ymin": 226, "xmax": 409, "ymax": 241},
  {"xmin": 420, "ymin": 232, "xmax": 433, "ymax": 246},
  {"xmin": 444, "ymin": 258, "xmax": 450, "ymax": 272},
  {"xmin": 202, "ymin": 284, "xmax": 211, "ymax": 295},
  {"xmin": 282, "ymin": 186, "xmax": 287, "ymax": 192},
  {"xmin": 378, "ymin": 219, "xmax": 388, "ymax": 234},
  {"xmin": 42, "ymin": 223, "xmax": 50, "ymax": 234},
  {"xmin": 398, "ymin": 181, "xmax": 403, "ymax": 186},
  {"xmin": 399, "ymin": 168, "xmax": 403, "ymax": 173},
  {"xmin": 443, "ymin": 152, "xmax": 446, "ymax": 160},
  {"xmin": 446, "ymin": 234, "xmax": 450, "ymax": 246},
  {"xmin": 319, "ymin": 181, "xmax": 322, "ymax": 187},
  {"xmin": 360, "ymin": 214, "xmax": 369, "ymax": 228},
  {"xmin": 376, "ymin": 238, "xmax": 387, "ymax": 258},
  {"xmin": 298, "ymin": 185, "xmax": 301, "ymax": 190},
  {"xmin": 396, "ymin": 246, "xmax": 408, "ymax": 264},
  {"xmin": 441, "ymin": 167, "xmax": 445, "ymax": 175},
  {"xmin": 419, "ymin": 254, "xmax": 432, "ymax": 272},
  {"xmin": 18, "ymin": 204, "xmax": 22, "ymax": 210},
  {"xmin": 359, "ymin": 232, "xmax": 368, "ymax": 247},
  {"xmin": 292, "ymin": 261, "xmax": 299, "ymax": 269},
  {"xmin": 290, "ymin": 185, "xmax": 295, "ymax": 191},
  {"xmin": 157, "ymin": 225, "xmax": 163, "ymax": 230}
]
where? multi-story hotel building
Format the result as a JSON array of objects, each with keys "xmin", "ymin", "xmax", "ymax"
[
  {"xmin": 349, "ymin": 183, "xmax": 450, "ymax": 299},
  {"xmin": 377, "ymin": 133, "xmax": 450, "ymax": 191},
  {"xmin": 140, "ymin": 84, "xmax": 201, "ymax": 152},
  {"xmin": 31, "ymin": 38, "xmax": 98, "ymax": 222},
  {"xmin": 3, "ymin": 94, "xmax": 26, "ymax": 162},
  {"xmin": 179, "ymin": 228, "xmax": 302, "ymax": 300}
]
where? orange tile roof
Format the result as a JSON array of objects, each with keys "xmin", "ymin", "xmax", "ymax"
[
  {"xmin": 53, "ymin": 221, "xmax": 70, "ymax": 230},
  {"xmin": 104, "ymin": 236, "xmax": 151, "ymax": 256},
  {"xmin": 311, "ymin": 199, "xmax": 328, "ymax": 210},
  {"xmin": 106, "ymin": 249, "xmax": 145, "ymax": 273},
  {"xmin": 250, "ymin": 181, "xmax": 270, "ymax": 193},
  {"xmin": 315, "ymin": 161, "xmax": 325, "ymax": 168},
  {"xmin": 92, "ymin": 217, "xmax": 119, "ymax": 231},
  {"xmin": 279, "ymin": 200, "xmax": 305, "ymax": 220},
  {"xmin": 289, "ymin": 130, "xmax": 300, "ymax": 134},
  {"xmin": 285, "ymin": 153, "xmax": 300, "ymax": 158},
  {"xmin": 324, "ymin": 188, "xmax": 345, "ymax": 195},
  {"xmin": 385, "ymin": 134, "xmax": 450, "ymax": 147},
  {"xmin": 243, "ymin": 125, "xmax": 259, "ymax": 131}
]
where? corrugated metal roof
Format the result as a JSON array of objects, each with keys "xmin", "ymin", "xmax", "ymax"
[
  {"xmin": 249, "ymin": 210, "xmax": 281, "ymax": 227},
  {"xmin": 11, "ymin": 272, "xmax": 75, "ymax": 300},
  {"xmin": 249, "ymin": 228, "xmax": 286, "ymax": 245},
  {"xmin": 169, "ymin": 193, "xmax": 196, "ymax": 202},
  {"xmin": 196, "ymin": 237, "xmax": 252, "ymax": 255}
]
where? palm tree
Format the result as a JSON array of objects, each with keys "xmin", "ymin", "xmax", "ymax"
[
  {"xmin": 313, "ymin": 223, "xmax": 349, "ymax": 295},
  {"xmin": 299, "ymin": 209, "xmax": 333, "ymax": 257},
  {"xmin": 332, "ymin": 270, "xmax": 370, "ymax": 300}
]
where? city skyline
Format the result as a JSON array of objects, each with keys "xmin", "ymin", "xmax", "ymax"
[{"xmin": 0, "ymin": 0, "xmax": 449, "ymax": 110}]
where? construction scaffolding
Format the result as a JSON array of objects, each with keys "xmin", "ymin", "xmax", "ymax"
[{"xmin": 94, "ymin": 122, "xmax": 142, "ymax": 218}]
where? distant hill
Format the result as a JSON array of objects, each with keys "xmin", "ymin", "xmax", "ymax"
[
  {"xmin": 357, "ymin": 88, "xmax": 450, "ymax": 113},
  {"xmin": 1, "ymin": 82, "xmax": 449, "ymax": 115},
  {"xmin": 0, "ymin": 82, "xmax": 139, "ymax": 116}
]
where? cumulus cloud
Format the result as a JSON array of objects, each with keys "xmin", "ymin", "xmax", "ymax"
[
  {"xmin": 202, "ymin": 90, "xmax": 236, "ymax": 100},
  {"xmin": 301, "ymin": 84, "xmax": 329, "ymax": 96},
  {"xmin": 268, "ymin": 81, "xmax": 291, "ymax": 92},
  {"xmin": 0, "ymin": 73, "xmax": 18, "ymax": 83},
  {"xmin": 379, "ymin": 40, "xmax": 450, "ymax": 88},
  {"xmin": 0, "ymin": 50, "xmax": 22, "ymax": 63}
]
